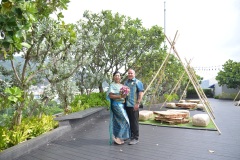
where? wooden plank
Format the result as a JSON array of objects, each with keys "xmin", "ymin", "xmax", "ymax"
[{"xmin": 13, "ymin": 99, "xmax": 240, "ymax": 160}]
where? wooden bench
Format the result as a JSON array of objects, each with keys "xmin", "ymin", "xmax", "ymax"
[{"xmin": 54, "ymin": 107, "xmax": 107, "ymax": 129}]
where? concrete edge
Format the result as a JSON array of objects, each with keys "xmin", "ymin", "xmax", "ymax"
[
  {"xmin": 0, "ymin": 125, "xmax": 71, "ymax": 160},
  {"xmin": 0, "ymin": 107, "xmax": 108, "ymax": 160},
  {"xmin": 54, "ymin": 107, "xmax": 105, "ymax": 121}
]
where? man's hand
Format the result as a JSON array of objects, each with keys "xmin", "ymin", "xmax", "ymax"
[{"xmin": 134, "ymin": 104, "xmax": 139, "ymax": 111}]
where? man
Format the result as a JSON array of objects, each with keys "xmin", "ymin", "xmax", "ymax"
[{"xmin": 124, "ymin": 69, "xmax": 144, "ymax": 145}]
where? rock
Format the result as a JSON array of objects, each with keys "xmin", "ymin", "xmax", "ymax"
[
  {"xmin": 153, "ymin": 111, "xmax": 188, "ymax": 118},
  {"xmin": 197, "ymin": 104, "xmax": 205, "ymax": 110},
  {"xmin": 153, "ymin": 110, "xmax": 189, "ymax": 124},
  {"xmin": 192, "ymin": 114, "xmax": 210, "ymax": 127},
  {"xmin": 175, "ymin": 103, "xmax": 197, "ymax": 109},
  {"xmin": 179, "ymin": 100, "xmax": 186, "ymax": 103},
  {"xmin": 186, "ymin": 99, "xmax": 201, "ymax": 104},
  {"xmin": 234, "ymin": 101, "xmax": 240, "ymax": 106},
  {"xmin": 167, "ymin": 109, "xmax": 190, "ymax": 118},
  {"xmin": 139, "ymin": 110, "xmax": 154, "ymax": 121},
  {"xmin": 166, "ymin": 103, "xmax": 176, "ymax": 108}
]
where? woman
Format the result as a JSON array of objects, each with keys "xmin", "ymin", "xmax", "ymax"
[{"xmin": 107, "ymin": 71, "xmax": 130, "ymax": 145}]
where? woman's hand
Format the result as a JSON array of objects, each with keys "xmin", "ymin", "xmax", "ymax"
[{"xmin": 121, "ymin": 94, "xmax": 127, "ymax": 98}]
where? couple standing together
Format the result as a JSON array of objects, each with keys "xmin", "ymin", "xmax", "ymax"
[{"xmin": 107, "ymin": 69, "xmax": 144, "ymax": 145}]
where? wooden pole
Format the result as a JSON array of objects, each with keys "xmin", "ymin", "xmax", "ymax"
[
  {"xmin": 233, "ymin": 90, "xmax": 240, "ymax": 102},
  {"xmin": 148, "ymin": 51, "xmax": 171, "ymax": 108},
  {"xmin": 160, "ymin": 58, "xmax": 192, "ymax": 109},
  {"xmin": 179, "ymin": 80, "xmax": 190, "ymax": 102},
  {"xmin": 160, "ymin": 71, "xmax": 185, "ymax": 109},
  {"xmin": 149, "ymin": 70, "xmax": 165, "ymax": 109},
  {"xmin": 181, "ymin": 58, "xmax": 215, "ymax": 119},
  {"xmin": 187, "ymin": 64, "xmax": 214, "ymax": 114},
  {"xmin": 165, "ymin": 33, "xmax": 221, "ymax": 135},
  {"xmin": 143, "ymin": 31, "xmax": 178, "ymax": 95}
]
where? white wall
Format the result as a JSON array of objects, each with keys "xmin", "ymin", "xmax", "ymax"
[{"xmin": 214, "ymin": 83, "xmax": 238, "ymax": 96}]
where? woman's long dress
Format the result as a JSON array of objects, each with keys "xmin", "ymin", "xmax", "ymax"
[{"xmin": 107, "ymin": 82, "xmax": 130, "ymax": 144}]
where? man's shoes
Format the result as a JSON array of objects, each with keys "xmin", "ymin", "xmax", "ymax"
[{"xmin": 128, "ymin": 139, "xmax": 139, "ymax": 145}]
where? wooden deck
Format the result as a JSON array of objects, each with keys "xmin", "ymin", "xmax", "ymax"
[{"xmin": 15, "ymin": 98, "xmax": 240, "ymax": 160}]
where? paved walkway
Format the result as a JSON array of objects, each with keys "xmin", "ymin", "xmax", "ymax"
[{"xmin": 16, "ymin": 98, "xmax": 240, "ymax": 160}]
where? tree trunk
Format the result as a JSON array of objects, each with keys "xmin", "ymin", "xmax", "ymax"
[
  {"xmin": 80, "ymin": 88, "xmax": 84, "ymax": 94},
  {"xmin": 39, "ymin": 112, "xmax": 42, "ymax": 119},
  {"xmin": 13, "ymin": 107, "xmax": 23, "ymax": 126},
  {"xmin": 99, "ymin": 83, "xmax": 103, "ymax": 93},
  {"xmin": 63, "ymin": 97, "xmax": 69, "ymax": 115}
]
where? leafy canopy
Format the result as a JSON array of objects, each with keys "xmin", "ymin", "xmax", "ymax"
[
  {"xmin": 216, "ymin": 60, "xmax": 240, "ymax": 89},
  {"xmin": 0, "ymin": 0, "xmax": 70, "ymax": 58}
]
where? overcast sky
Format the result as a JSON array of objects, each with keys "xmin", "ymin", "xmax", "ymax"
[{"xmin": 62, "ymin": 0, "xmax": 240, "ymax": 79}]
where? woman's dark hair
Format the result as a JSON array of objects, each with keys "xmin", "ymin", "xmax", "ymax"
[{"xmin": 113, "ymin": 71, "xmax": 121, "ymax": 76}]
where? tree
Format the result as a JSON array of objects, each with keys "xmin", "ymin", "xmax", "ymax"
[
  {"xmin": 216, "ymin": 59, "xmax": 240, "ymax": 89},
  {"xmin": 53, "ymin": 77, "xmax": 78, "ymax": 114},
  {"xmin": 0, "ymin": 0, "xmax": 70, "ymax": 59},
  {"xmin": 135, "ymin": 50, "xmax": 187, "ymax": 104},
  {"xmin": 75, "ymin": 10, "xmax": 165, "ymax": 92},
  {"xmin": 0, "ymin": 17, "xmax": 78, "ymax": 125}
]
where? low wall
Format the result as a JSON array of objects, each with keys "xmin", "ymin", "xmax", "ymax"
[{"xmin": 0, "ymin": 107, "xmax": 107, "ymax": 160}]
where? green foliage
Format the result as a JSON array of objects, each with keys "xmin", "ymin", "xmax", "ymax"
[
  {"xmin": 214, "ymin": 95, "xmax": 219, "ymax": 99},
  {"xmin": 0, "ymin": 126, "xmax": 10, "ymax": 152},
  {"xmin": 163, "ymin": 93, "xmax": 179, "ymax": 102},
  {"xmin": 44, "ymin": 106, "xmax": 63, "ymax": 115},
  {"xmin": 0, "ymin": 112, "xmax": 13, "ymax": 127},
  {"xmin": 137, "ymin": 51, "xmax": 187, "ymax": 105},
  {"xmin": 24, "ymin": 102, "xmax": 64, "ymax": 117},
  {"xmin": 216, "ymin": 60, "xmax": 240, "ymax": 89},
  {"xmin": 70, "ymin": 92, "xmax": 110, "ymax": 112},
  {"xmin": 0, "ymin": 114, "xmax": 58, "ymax": 152},
  {"xmin": 4, "ymin": 86, "xmax": 24, "ymax": 103},
  {"xmin": 186, "ymin": 89, "xmax": 198, "ymax": 98},
  {"xmin": 1, "ymin": 16, "xmax": 79, "ymax": 121},
  {"xmin": 0, "ymin": 0, "xmax": 70, "ymax": 58},
  {"xmin": 23, "ymin": 114, "xmax": 58, "ymax": 138},
  {"xmin": 187, "ymin": 88, "xmax": 213, "ymax": 98},
  {"xmin": 216, "ymin": 92, "xmax": 238, "ymax": 100},
  {"xmin": 75, "ymin": 10, "xmax": 165, "ymax": 93},
  {"xmin": 53, "ymin": 77, "xmax": 79, "ymax": 114},
  {"xmin": 0, "ymin": 86, "xmax": 23, "ymax": 111},
  {"xmin": 202, "ymin": 89, "xmax": 213, "ymax": 98}
]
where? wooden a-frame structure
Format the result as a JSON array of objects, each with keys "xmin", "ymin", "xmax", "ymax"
[
  {"xmin": 233, "ymin": 90, "xmax": 240, "ymax": 102},
  {"xmin": 143, "ymin": 31, "xmax": 221, "ymax": 135},
  {"xmin": 233, "ymin": 90, "xmax": 240, "ymax": 106}
]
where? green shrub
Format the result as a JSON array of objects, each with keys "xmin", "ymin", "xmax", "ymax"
[
  {"xmin": 187, "ymin": 88, "xmax": 213, "ymax": 98},
  {"xmin": 216, "ymin": 92, "xmax": 237, "ymax": 100},
  {"xmin": 0, "ymin": 127, "xmax": 10, "ymax": 152},
  {"xmin": 0, "ymin": 115, "xmax": 58, "ymax": 152},
  {"xmin": 214, "ymin": 95, "xmax": 219, "ymax": 99},
  {"xmin": 186, "ymin": 89, "xmax": 198, "ymax": 98},
  {"xmin": 22, "ymin": 114, "xmax": 58, "ymax": 138},
  {"xmin": 0, "ymin": 113, "xmax": 13, "ymax": 127},
  {"xmin": 0, "ymin": 92, "xmax": 109, "ymax": 152},
  {"xmin": 203, "ymin": 89, "xmax": 213, "ymax": 98},
  {"xmin": 44, "ymin": 106, "xmax": 64, "ymax": 115},
  {"xmin": 70, "ymin": 92, "xmax": 110, "ymax": 112},
  {"xmin": 163, "ymin": 93, "xmax": 179, "ymax": 102}
]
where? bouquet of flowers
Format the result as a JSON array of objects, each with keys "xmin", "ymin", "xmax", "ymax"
[{"xmin": 120, "ymin": 85, "xmax": 130, "ymax": 96}]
